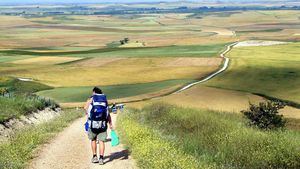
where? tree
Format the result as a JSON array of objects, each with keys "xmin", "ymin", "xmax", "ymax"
[
  {"xmin": 242, "ymin": 101, "xmax": 286, "ymax": 130},
  {"xmin": 124, "ymin": 38, "xmax": 129, "ymax": 43}
]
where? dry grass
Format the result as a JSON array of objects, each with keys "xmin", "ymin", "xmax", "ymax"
[
  {"xmin": 201, "ymin": 27, "xmax": 235, "ymax": 36},
  {"xmin": 161, "ymin": 85, "xmax": 264, "ymax": 112},
  {"xmin": 163, "ymin": 57, "xmax": 222, "ymax": 67},
  {"xmin": 10, "ymin": 56, "xmax": 81, "ymax": 65},
  {"xmin": 0, "ymin": 16, "xmax": 32, "ymax": 28},
  {"xmin": 128, "ymin": 85, "xmax": 300, "ymax": 119},
  {"xmin": 72, "ymin": 57, "xmax": 125, "ymax": 67},
  {"xmin": 119, "ymin": 42, "xmax": 145, "ymax": 48},
  {"xmin": 9, "ymin": 63, "xmax": 218, "ymax": 87}
]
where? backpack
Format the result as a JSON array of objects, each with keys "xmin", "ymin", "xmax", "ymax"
[{"xmin": 88, "ymin": 94, "xmax": 108, "ymax": 134}]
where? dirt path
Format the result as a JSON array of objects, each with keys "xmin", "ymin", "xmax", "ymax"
[
  {"xmin": 29, "ymin": 113, "xmax": 136, "ymax": 169},
  {"xmin": 176, "ymin": 42, "xmax": 238, "ymax": 93}
]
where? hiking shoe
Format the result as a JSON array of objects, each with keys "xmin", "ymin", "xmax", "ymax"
[
  {"xmin": 91, "ymin": 156, "xmax": 99, "ymax": 163},
  {"xmin": 99, "ymin": 158, "xmax": 104, "ymax": 165}
]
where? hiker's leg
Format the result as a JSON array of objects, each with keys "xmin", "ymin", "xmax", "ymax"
[
  {"xmin": 91, "ymin": 140, "xmax": 97, "ymax": 155},
  {"xmin": 99, "ymin": 141, "xmax": 105, "ymax": 156}
]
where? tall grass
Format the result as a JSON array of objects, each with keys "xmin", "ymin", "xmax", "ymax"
[
  {"xmin": 0, "ymin": 109, "xmax": 83, "ymax": 169},
  {"xmin": 118, "ymin": 108, "xmax": 216, "ymax": 169},
  {"xmin": 118, "ymin": 103, "xmax": 300, "ymax": 169},
  {"xmin": 0, "ymin": 95, "xmax": 58, "ymax": 122}
]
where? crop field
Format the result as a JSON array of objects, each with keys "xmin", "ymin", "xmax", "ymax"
[
  {"xmin": 0, "ymin": 9, "xmax": 300, "ymax": 107},
  {"xmin": 0, "ymin": 3, "xmax": 300, "ymax": 169},
  {"xmin": 37, "ymin": 79, "xmax": 193, "ymax": 103},
  {"xmin": 206, "ymin": 42, "xmax": 300, "ymax": 105}
]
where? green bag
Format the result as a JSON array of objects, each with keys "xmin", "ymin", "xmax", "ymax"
[{"xmin": 111, "ymin": 130, "xmax": 119, "ymax": 147}]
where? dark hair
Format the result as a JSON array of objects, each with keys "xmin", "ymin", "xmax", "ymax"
[{"xmin": 93, "ymin": 87, "xmax": 102, "ymax": 94}]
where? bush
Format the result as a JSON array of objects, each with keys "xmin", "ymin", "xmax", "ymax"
[{"xmin": 242, "ymin": 101, "xmax": 286, "ymax": 130}]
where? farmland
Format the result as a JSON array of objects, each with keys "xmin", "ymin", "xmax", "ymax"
[
  {"xmin": 0, "ymin": 10, "xmax": 235, "ymax": 104},
  {"xmin": 0, "ymin": 7, "xmax": 299, "ymax": 109},
  {"xmin": 206, "ymin": 42, "xmax": 300, "ymax": 105},
  {"xmin": 0, "ymin": 2, "xmax": 300, "ymax": 169}
]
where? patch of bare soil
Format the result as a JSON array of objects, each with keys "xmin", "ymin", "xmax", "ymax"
[{"xmin": 235, "ymin": 40, "xmax": 288, "ymax": 47}]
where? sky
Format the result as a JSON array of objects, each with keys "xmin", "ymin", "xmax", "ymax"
[
  {"xmin": 0, "ymin": 0, "xmax": 177, "ymax": 5},
  {"xmin": 0, "ymin": 0, "xmax": 292, "ymax": 5}
]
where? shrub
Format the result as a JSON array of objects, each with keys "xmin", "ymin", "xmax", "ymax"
[{"xmin": 242, "ymin": 101, "xmax": 286, "ymax": 130}]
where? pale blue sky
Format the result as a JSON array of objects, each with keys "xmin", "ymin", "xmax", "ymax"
[
  {"xmin": 1, "ymin": 0, "xmax": 177, "ymax": 5},
  {"xmin": 0, "ymin": 0, "xmax": 292, "ymax": 5}
]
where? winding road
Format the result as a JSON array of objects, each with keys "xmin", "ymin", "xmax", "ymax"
[{"xmin": 176, "ymin": 42, "xmax": 238, "ymax": 93}]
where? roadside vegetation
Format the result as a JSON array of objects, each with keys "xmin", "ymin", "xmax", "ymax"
[
  {"xmin": 118, "ymin": 103, "xmax": 300, "ymax": 169},
  {"xmin": 0, "ymin": 95, "xmax": 57, "ymax": 123},
  {"xmin": 0, "ymin": 77, "xmax": 57, "ymax": 122},
  {"xmin": 0, "ymin": 109, "xmax": 83, "ymax": 169}
]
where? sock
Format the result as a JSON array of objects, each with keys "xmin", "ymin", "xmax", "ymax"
[
  {"xmin": 100, "ymin": 155, "xmax": 104, "ymax": 159},
  {"xmin": 93, "ymin": 154, "xmax": 97, "ymax": 158}
]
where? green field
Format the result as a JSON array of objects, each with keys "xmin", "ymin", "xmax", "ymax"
[
  {"xmin": 0, "ymin": 78, "xmax": 53, "ymax": 94},
  {"xmin": 37, "ymin": 79, "xmax": 194, "ymax": 103},
  {"xmin": 206, "ymin": 42, "xmax": 300, "ymax": 104},
  {"xmin": 0, "ymin": 43, "xmax": 225, "ymax": 59},
  {"xmin": 118, "ymin": 103, "xmax": 300, "ymax": 169}
]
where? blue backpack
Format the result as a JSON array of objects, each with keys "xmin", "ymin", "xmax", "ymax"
[{"xmin": 88, "ymin": 94, "xmax": 108, "ymax": 133}]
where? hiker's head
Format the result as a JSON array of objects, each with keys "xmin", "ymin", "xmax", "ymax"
[{"xmin": 92, "ymin": 87, "xmax": 102, "ymax": 94}]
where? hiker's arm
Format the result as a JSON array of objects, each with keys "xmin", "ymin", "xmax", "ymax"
[
  {"xmin": 108, "ymin": 114, "xmax": 113, "ymax": 129},
  {"xmin": 84, "ymin": 98, "xmax": 92, "ymax": 115}
]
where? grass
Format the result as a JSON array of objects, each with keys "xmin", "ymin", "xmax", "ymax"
[
  {"xmin": 0, "ymin": 77, "xmax": 53, "ymax": 94},
  {"xmin": 118, "ymin": 103, "xmax": 300, "ymax": 169},
  {"xmin": 0, "ymin": 44, "xmax": 225, "ymax": 58},
  {"xmin": 206, "ymin": 42, "xmax": 300, "ymax": 104},
  {"xmin": 37, "ymin": 79, "xmax": 194, "ymax": 103},
  {"xmin": 0, "ymin": 55, "xmax": 34, "ymax": 63},
  {"xmin": 0, "ymin": 95, "xmax": 57, "ymax": 122},
  {"xmin": 236, "ymin": 28, "xmax": 283, "ymax": 34},
  {"xmin": 117, "ymin": 109, "xmax": 211, "ymax": 169},
  {"xmin": 0, "ymin": 108, "xmax": 83, "ymax": 169},
  {"xmin": 10, "ymin": 61, "xmax": 214, "ymax": 87},
  {"xmin": 11, "ymin": 56, "xmax": 81, "ymax": 65},
  {"xmin": 74, "ymin": 44, "xmax": 226, "ymax": 58}
]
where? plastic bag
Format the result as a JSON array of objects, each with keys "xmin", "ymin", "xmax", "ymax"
[
  {"xmin": 84, "ymin": 121, "xmax": 89, "ymax": 132},
  {"xmin": 111, "ymin": 130, "xmax": 119, "ymax": 147}
]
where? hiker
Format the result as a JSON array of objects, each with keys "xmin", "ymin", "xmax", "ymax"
[
  {"xmin": 84, "ymin": 87, "xmax": 113, "ymax": 165},
  {"xmin": 110, "ymin": 102, "xmax": 117, "ymax": 114}
]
